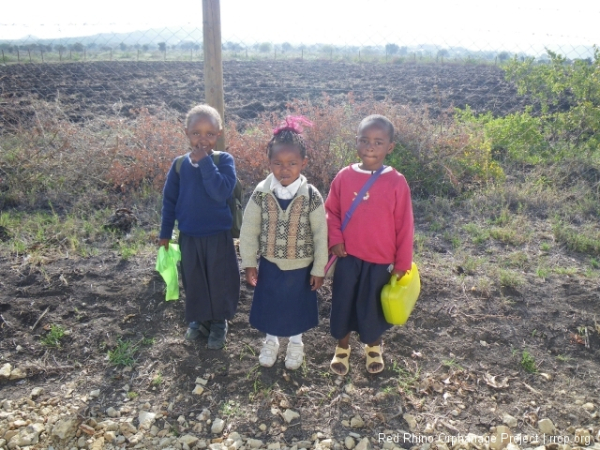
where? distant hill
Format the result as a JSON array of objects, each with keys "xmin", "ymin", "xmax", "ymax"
[{"xmin": 2, "ymin": 27, "xmax": 204, "ymax": 47}]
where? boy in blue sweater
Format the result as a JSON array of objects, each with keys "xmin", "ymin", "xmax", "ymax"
[{"xmin": 159, "ymin": 104, "xmax": 241, "ymax": 349}]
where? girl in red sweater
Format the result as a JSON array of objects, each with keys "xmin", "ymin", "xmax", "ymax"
[{"xmin": 325, "ymin": 114, "xmax": 414, "ymax": 375}]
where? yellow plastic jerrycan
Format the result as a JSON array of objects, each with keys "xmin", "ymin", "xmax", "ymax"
[{"xmin": 381, "ymin": 262, "xmax": 421, "ymax": 325}]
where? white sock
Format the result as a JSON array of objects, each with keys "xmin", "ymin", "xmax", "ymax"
[
  {"xmin": 289, "ymin": 334, "xmax": 303, "ymax": 345},
  {"xmin": 265, "ymin": 334, "xmax": 279, "ymax": 345}
]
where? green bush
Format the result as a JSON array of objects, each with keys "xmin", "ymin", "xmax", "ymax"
[
  {"xmin": 456, "ymin": 48, "xmax": 600, "ymax": 165},
  {"xmin": 504, "ymin": 48, "xmax": 600, "ymax": 157}
]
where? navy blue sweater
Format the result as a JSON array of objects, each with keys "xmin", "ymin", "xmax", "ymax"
[{"xmin": 160, "ymin": 152, "xmax": 237, "ymax": 239}]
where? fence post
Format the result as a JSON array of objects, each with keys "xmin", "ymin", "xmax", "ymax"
[
  {"xmin": 17, "ymin": 48, "xmax": 20, "ymax": 63},
  {"xmin": 41, "ymin": 50, "xmax": 44, "ymax": 63},
  {"xmin": 203, "ymin": 0, "xmax": 226, "ymax": 151},
  {"xmin": 28, "ymin": 49, "xmax": 32, "ymax": 63},
  {"xmin": 1, "ymin": 50, "xmax": 5, "ymax": 64}
]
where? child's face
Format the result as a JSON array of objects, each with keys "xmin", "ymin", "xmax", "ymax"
[
  {"xmin": 185, "ymin": 115, "xmax": 221, "ymax": 152},
  {"xmin": 269, "ymin": 144, "xmax": 307, "ymax": 187},
  {"xmin": 356, "ymin": 124, "xmax": 394, "ymax": 171}
]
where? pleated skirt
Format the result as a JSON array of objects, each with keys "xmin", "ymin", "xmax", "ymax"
[
  {"xmin": 249, "ymin": 257, "xmax": 318, "ymax": 336},
  {"xmin": 330, "ymin": 254, "xmax": 392, "ymax": 343},
  {"xmin": 179, "ymin": 231, "xmax": 240, "ymax": 323}
]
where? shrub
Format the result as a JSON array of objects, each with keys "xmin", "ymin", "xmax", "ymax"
[
  {"xmin": 1, "ymin": 96, "xmax": 505, "ymax": 215},
  {"xmin": 104, "ymin": 108, "xmax": 186, "ymax": 192}
]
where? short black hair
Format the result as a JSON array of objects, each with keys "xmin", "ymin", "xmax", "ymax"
[
  {"xmin": 185, "ymin": 104, "xmax": 223, "ymax": 130},
  {"xmin": 357, "ymin": 114, "xmax": 394, "ymax": 141}
]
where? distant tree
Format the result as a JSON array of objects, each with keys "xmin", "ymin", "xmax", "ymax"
[
  {"xmin": 259, "ymin": 42, "xmax": 272, "ymax": 53},
  {"xmin": 119, "ymin": 42, "xmax": 128, "ymax": 51},
  {"xmin": 193, "ymin": 44, "xmax": 200, "ymax": 52},
  {"xmin": 386, "ymin": 43, "xmax": 400, "ymax": 55},
  {"xmin": 56, "ymin": 44, "xmax": 66, "ymax": 53},
  {"xmin": 158, "ymin": 42, "xmax": 167, "ymax": 52},
  {"xmin": 437, "ymin": 49, "xmax": 449, "ymax": 59},
  {"xmin": 361, "ymin": 46, "xmax": 377, "ymax": 55},
  {"xmin": 142, "ymin": 44, "xmax": 149, "ymax": 52},
  {"xmin": 282, "ymin": 42, "xmax": 292, "ymax": 53},
  {"xmin": 72, "ymin": 42, "xmax": 85, "ymax": 52},
  {"xmin": 321, "ymin": 44, "xmax": 334, "ymax": 55},
  {"xmin": 497, "ymin": 51, "xmax": 511, "ymax": 62},
  {"xmin": 180, "ymin": 41, "xmax": 196, "ymax": 50}
]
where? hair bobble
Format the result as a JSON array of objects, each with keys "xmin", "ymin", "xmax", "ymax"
[{"xmin": 273, "ymin": 115, "xmax": 313, "ymax": 135}]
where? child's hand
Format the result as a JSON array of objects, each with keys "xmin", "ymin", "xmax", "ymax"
[
  {"xmin": 190, "ymin": 146, "xmax": 209, "ymax": 164},
  {"xmin": 310, "ymin": 276, "xmax": 324, "ymax": 291},
  {"xmin": 159, "ymin": 238, "xmax": 170, "ymax": 250},
  {"xmin": 331, "ymin": 243, "xmax": 347, "ymax": 257},
  {"xmin": 245, "ymin": 268, "xmax": 258, "ymax": 287},
  {"xmin": 392, "ymin": 269, "xmax": 406, "ymax": 279}
]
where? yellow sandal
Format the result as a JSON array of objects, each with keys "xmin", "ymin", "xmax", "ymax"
[
  {"xmin": 365, "ymin": 344, "xmax": 384, "ymax": 374},
  {"xmin": 330, "ymin": 345, "xmax": 351, "ymax": 376}
]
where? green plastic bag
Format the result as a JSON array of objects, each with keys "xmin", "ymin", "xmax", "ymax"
[{"xmin": 155, "ymin": 244, "xmax": 181, "ymax": 301}]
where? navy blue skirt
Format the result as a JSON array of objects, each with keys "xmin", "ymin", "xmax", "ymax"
[
  {"xmin": 249, "ymin": 257, "xmax": 318, "ymax": 336},
  {"xmin": 330, "ymin": 254, "xmax": 392, "ymax": 343}
]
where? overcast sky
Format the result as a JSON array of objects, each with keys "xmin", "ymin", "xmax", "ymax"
[{"xmin": 1, "ymin": 0, "xmax": 598, "ymax": 53}]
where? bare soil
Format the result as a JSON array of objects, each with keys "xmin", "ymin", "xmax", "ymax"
[
  {"xmin": 0, "ymin": 61, "xmax": 599, "ymax": 444},
  {"xmin": 1, "ymin": 60, "xmax": 530, "ymax": 130}
]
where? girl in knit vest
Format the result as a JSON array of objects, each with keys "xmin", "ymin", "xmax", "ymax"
[
  {"xmin": 325, "ymin": 114, "xmax": 414, "ymax": 375},
  {"xmin": 159, "ymin": 104, "xmax": 241, "ymax": 350},
  {"xmin": 239, "ymin": 116, "xmax": 328, "ymax": 370}
]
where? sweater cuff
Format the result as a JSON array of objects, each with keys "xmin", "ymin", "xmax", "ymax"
[
  {"xmin": 310, "ymin": 268, "xmax": 325, "ymax": 278},
  {"xmin": 240, "ymin": 257, "xmax": 258, "ymax": 269}
]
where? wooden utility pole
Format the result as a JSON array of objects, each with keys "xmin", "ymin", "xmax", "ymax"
[{"xmin": 203, "ymin": 0, "xmax": 225, "ymax": 150}]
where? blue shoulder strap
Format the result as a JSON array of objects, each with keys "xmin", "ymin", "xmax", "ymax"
[{"xmin": 341, "ymin": 165, "xmax": 385, "ymax": 231}]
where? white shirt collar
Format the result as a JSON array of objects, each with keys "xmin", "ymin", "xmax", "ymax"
[
  {"xmin": 270, "ymin": 176, "xmax": 302, "ymax": 200},
  {"xmin": 188, "ymin": 154, "xmax": 199, "ymax": 168},
  {"xmin": 351, "ymin": 163, "xmax": 393, "ymax": 174}
]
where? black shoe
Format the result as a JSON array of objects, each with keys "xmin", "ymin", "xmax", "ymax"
[
  {"xmin": 207, "ymin": 320, "xmax": 228, "ymax": 349},
  {"xmin": 184, "ymin": 326, "xmax": 200, "ymax": 341},
  {"xmin": 198, "ymin": 321, "xmax": 211, "ymax": 337}
]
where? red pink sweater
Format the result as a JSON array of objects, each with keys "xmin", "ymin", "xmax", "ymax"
[{"xmin": 325, "ymin": 164, "xmax": 414, "ymax": 271}]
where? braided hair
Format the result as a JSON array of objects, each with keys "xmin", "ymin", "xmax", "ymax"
[{"xmin": 266, "ymin": 116, "xmax": 313, "ymax": 159}]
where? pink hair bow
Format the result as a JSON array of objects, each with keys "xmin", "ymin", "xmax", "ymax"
[{"xmin": 273, "ymin": 115, "xmax": 313, "ymax": 135}]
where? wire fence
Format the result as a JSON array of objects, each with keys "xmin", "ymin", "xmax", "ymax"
[
  {"xmin": 1, "ymin": 27, "xmax": 597, "ymax": 65},
  {"xmin": 1, "ymin": 16, "xmax": 599, "ymax": 201},
  {"xmin": 1, "ymin": 23, "xmax": 596, "ymax": 125}
]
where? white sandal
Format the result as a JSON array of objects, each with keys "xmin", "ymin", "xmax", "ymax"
[
  {"xmin": 285, "ymin": 342, "xmax": 305, "ymax": 370},
  {"xmin": 259, "ymin": 340, "xmax": 279, "ymax": 367}
]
